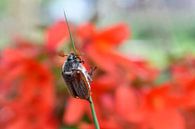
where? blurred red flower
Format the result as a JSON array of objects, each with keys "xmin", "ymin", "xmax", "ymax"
[
  {"xmin": 140, "ymin": 84, "xmax": 185, "ymax": 129},
  {"xmin": 46, "ymin": 21, "xmax": 69, "ymax": 52},
  {"xmin": 169, "ymin": 56, "xmax": 195, "ymax": 109},
  {"xmin": 0, "ymin": 42, "xmax": 58, "ymax": 129}
]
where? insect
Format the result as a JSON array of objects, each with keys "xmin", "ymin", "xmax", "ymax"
[
  {"xmin": 61, "ymin": 12, "xmax": 95, "ymax": 101},
  {"xmin": 62, "ymin": 53, "xmax": 93, "ymax": 100}
]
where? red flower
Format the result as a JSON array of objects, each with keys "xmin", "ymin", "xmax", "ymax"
[
  {"xmin": 0, "ymin": 43, "xmax": 58, "ymax": 129},
  {"xmin": 76, "ymin": 23, "xmax": 130, "ymax": 72},
  {"xmin": 63, "ymin": 98, "xmax": 88, "ymax": 125},
  {"xmin": 170, "ymin": 56, "xmax": 195, "ymax": 109},
  {"xmin": 140, "ymin": 84, "xmax": 185, "ymax": 129},
  {"xmin": 75, "ymin": 23, "xmax": 158, "ymax": 91},
  {"xmin": 46, "ymin": 21, "xmax": 70, "ymax": 52}
]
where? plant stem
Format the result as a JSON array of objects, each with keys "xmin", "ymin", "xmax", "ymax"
[
  {"xmin": 89, "ymin": 96, "xmax": 100, "ymax": 129},
  {"xmin": 63, "ymin": 11, "xmax": 77, "ymax": 54}
]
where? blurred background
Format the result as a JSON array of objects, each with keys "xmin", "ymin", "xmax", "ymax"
[
  {"xmin": 1, "ymin": 0, "xmax": 195, "ymax": 129},
  {"xmin": 0, "ymin": 0, "xmax": 195, "ymax": 67}
]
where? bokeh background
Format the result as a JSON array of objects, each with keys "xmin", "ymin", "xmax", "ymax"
[
  {"xmin": 1, "ymin": 0, "xmax": 195, "ymax": 67},
  {"xmin": 0, "ymin": 0, "xmax": 195, "ymax": 129}
]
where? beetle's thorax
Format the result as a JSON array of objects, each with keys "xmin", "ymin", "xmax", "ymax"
[{"xmin": 62, "ymin": 53, "xmax": 81, "ymax": 72}]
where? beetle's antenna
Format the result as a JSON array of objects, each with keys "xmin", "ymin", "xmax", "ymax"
[
  {"xmin": 63, "ymin": 10, "xmax": 77, "ymax": 54},
  {"xmin": 58, "ymin": 50, "xmax": 69, "ymax": 57}
]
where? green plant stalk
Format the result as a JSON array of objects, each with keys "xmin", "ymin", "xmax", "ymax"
[
  {"xmin": 89, "ymin": 96, "xmax": 100, "ymax": 129},
  {"xmin": 63, "ymin": 11, "xmax": 77, "ymax": 54}
]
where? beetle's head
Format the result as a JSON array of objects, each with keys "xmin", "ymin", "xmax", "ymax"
[
  {"xmin": 67, "ymin": 53, "xmax": 75, "ymax": 61},
  {"xmin": 66, "ymin": 53, "xmax": 84, "ymax": 64},
  {"xmin": 67, "ymin": 53, "xmax": 81, "ymax": 61}
]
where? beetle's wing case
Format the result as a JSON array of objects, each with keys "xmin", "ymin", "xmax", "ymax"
[
  {"xmin": 62, "ymin": 59, "xmax": 78, "ymax": 98},
  {"xmin": 62, "ymin": 62, "xmax": 91, "ymax": 100},
  {"xmin": 62, "ymin": 71, "xmax": 78, "ymax": 98},
  {"xmin": 77, "ymin": 64, "xmax": 92, "ymax": 84},
  {"xmin": 72, "ymin": 68, "xmax": 91, "ymax": 100}
]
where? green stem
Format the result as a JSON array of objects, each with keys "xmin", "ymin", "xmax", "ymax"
[
  {"xmin": 63, "ymin": 11, "xmax": 77, "ymax": 54},
  {"xmin": 89, "ymin": 96, "xmax": 100, "ymax": 129}
]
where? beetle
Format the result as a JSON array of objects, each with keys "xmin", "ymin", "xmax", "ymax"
[{"xmin": 61, "ymin": 53, "xmax": 93, "ymax": 101}]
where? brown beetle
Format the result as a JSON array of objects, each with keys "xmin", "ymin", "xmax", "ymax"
[{"xmin": 62, "ymin": 53, "xmax": 92, "ymax": 100}]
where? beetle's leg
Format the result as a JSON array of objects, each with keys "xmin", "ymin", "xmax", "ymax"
[
  {"xmin": 86, "ymin": 66, "xmax": 96, "ymax": 82},
  {"xmin": 79, "ymin": 60, "xmax": 84, "ymax": 64},
  {"xmin": 75, "ymin": 55, "xmax": 84, "ymax": 64},
  {"xmin": 89, "ymin": 66, "xmax": 97, "ymax": 77},
  {"xmin": 58, "ymin": 51, "xmax": 68, "ymax": 57}
]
